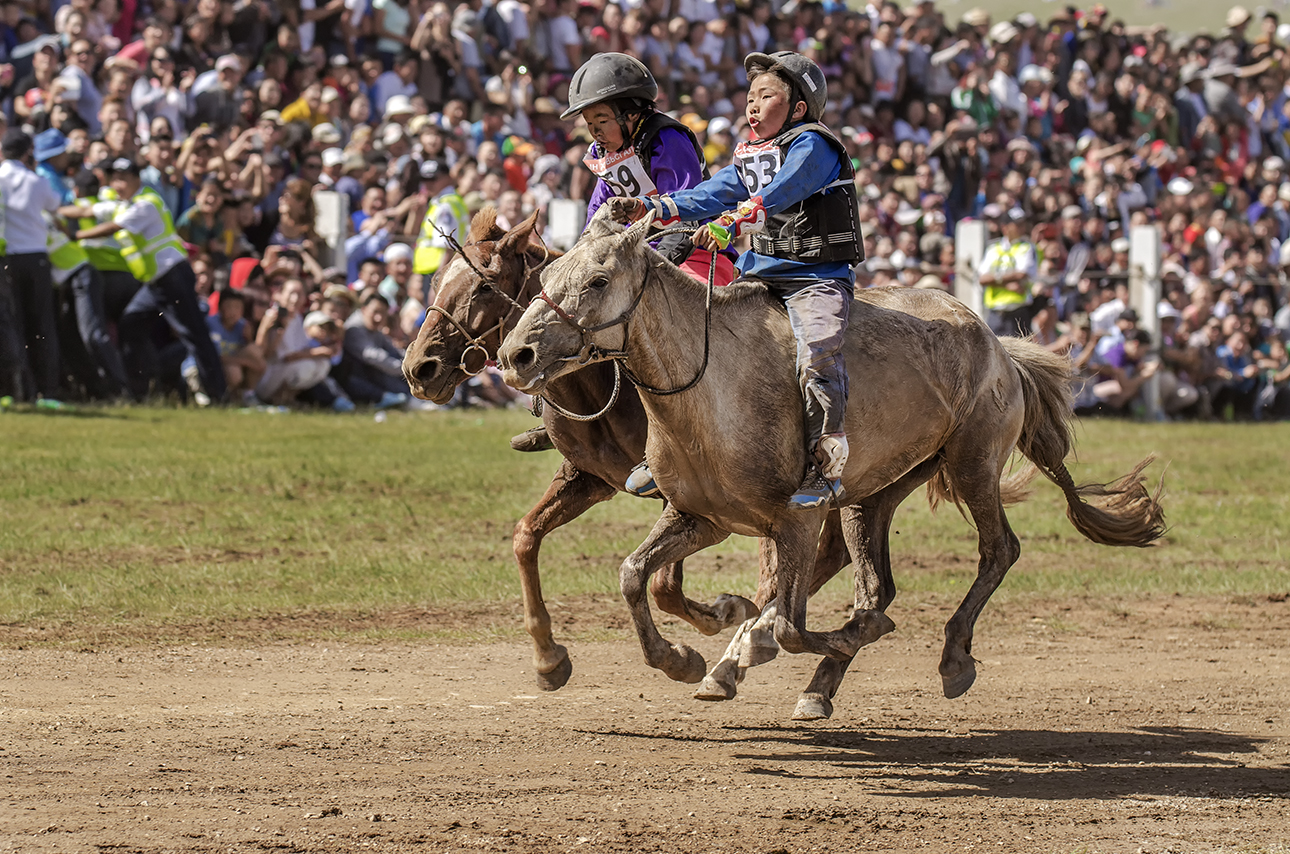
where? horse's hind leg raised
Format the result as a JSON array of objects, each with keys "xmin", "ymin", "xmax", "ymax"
[
  {"xmin": 621, "ymin": 505, "xmax": 729, "ymax": 683},
  {"xmin": 514, "ymin": 460, "xmax": 618, "ymax": 690},
  {"xmin": 937, "ymin": 448, "xmax": 1021, "ymax": 699}
]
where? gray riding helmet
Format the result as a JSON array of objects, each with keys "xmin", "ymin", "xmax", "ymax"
[
  {"xmin": 744, "ymin": 51, "xmax": 828, "ymax": 123},
  {"xmin": 561, "ymin": 53, "xmax": 659, "ymax": 119}
]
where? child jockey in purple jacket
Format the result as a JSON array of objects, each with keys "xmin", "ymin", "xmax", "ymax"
[{"xmin": 511, "ymin": 52, "xmax": 734, "ymax": 455}]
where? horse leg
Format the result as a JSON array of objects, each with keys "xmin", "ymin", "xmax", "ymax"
[
  {"xmin": 773, "ymin": 512, "xmax": 895, "ymax": 664},
  {"xmin": 514, "ymin": 460, "xmax": 617, "ymax": 690},
  {"xmin": 938, "ymin": 450, "xmax": 1021, "ymax": 699},
  {"xmin": 650, "ymin": 559, "xmax": 759, "ymax": 636},
  {"xmin": 620, "ymin": 505, "xmax": 728, "ymax": 683},
  {"xmin": 695, "ymin": 510, "xmax": 849, "ymax": 702},
  {"xmin": 793, "ymin": 456, "xmax": 943, "ymax": 720}
]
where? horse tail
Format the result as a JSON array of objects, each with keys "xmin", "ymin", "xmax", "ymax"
[
  {"xmin": 927, "ymin": 462, "xmax": 1036, "ymax": 516},
  {"xmin": 999, "ymin": 336, "xmax": 1166, "ymax": 548}
]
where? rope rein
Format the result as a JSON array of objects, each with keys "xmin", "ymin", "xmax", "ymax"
[{"xmin": 535, "ymin": 223, "xmax": 717, "ymax": 399}]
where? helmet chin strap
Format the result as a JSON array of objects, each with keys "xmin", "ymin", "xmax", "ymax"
[{"xmin": 609, "ymin": 104, "xmax": 647, "ymax": 151}]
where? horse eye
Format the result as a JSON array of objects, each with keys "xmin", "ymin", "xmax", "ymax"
[
  {"xmin": 589, "ymin": 277, "xmax": 608, "ymax": 290},
  {"xmin": 478, "ymin": 282, "xmax": 493, "ymax": 293}
]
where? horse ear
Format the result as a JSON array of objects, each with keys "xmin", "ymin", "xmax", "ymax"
[
  {"xmin": 621, "ymin": 210, "xmax": 657, "ymax": 244},
  {"xmin": 496, "ymin": 209, "xmax": 540, "ymax": 257}
]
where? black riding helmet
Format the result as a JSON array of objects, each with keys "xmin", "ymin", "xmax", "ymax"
[
  {"xmin": 744, "ymin": 51, "xmax": 829, "ymax": 124},
  {"xmin": 562, "ymin": 52, "xmax": 659, "ymax": 150}
]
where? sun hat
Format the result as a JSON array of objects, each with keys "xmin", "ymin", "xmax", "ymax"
[
  {"xmin": 383, "ymin": 95, "xmax": 414, "ymax": 119},
  {"xmin": 33, "ymin": 128, "xmax": 67, "ymax": 161}
]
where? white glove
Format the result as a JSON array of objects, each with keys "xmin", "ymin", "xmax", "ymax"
[{"xmin": 815, "ymin": 434, "xmax": 849, "ymax": 481}]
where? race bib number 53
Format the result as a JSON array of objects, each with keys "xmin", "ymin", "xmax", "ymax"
[
  {"xmin": 583, "ymin": 146, "xmax": 659, "ymax": 198},
  {"xmin": 734, "ymin": 140, "xmax": 783, "ymax": 196}
]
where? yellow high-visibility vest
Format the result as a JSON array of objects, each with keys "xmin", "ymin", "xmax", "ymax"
[
  {"xmin": 76, "ymin": 194, "xmax": 132, "ymax": 273},
  {"xmin": 413, "ymin": 192, "xmax": 469, "ymax": 275},
  {"xmin": 981, "ymin": 239, "xmax": 1034, "ymax": 310},
  {"xmin": 116, "ymin": 189, "xmax": 186, "ymax": 283},
  {"xmin": 45, "ymin": 212, "xmax": 91, "ymax": 285}
]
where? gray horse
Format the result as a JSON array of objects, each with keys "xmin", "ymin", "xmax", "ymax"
[{"xmin": 499, "ymin": 209, "xmax": 1165, "ymax": 714}]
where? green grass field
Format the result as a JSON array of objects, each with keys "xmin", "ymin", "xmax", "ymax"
[
  {"xmin": 938, "ymin": 0, "xmax": 1228, "ymax": 33},
  {"xmin": 1, "ymin": 405, "xmax": 1286, "ymax": 645}
]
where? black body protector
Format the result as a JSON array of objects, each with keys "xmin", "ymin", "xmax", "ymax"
[{"xmin": 733, "ymin": 122, "xmax": 863, "ymax": 265}]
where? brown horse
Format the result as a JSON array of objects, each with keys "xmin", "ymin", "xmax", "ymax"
[
  {"xmin": 499, "ymin": 210, "xmax": 1165, "ymax": 713},
  {"xmin": 401, "ymin": 209, "xmax": 856, "ymax": 698}
]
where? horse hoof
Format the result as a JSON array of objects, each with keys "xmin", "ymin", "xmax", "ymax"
[
  {"xmin": 853, "ymin": 610, "xmax": 896, "ymax": 646},
  {"xmin": 713, "ymin": 593, "xmax": 760, "ymax": 627},
  {"xmin": 535, "ymin": 649, "xmax": 572, "ymax": 692},
  {"xmin": 694, "ymin": 674, "xmax": 737, "ymax": 701},
  {"xmin": 739, "ymin": 629, "xmax": 779, "ymax": 668},
  {"xmin": 791, "ymin": 693, "xmax": 833, "ymax": 721},
  {"xmin": 664, "ymin": 644, "xmax": 706, "ymax": 683},
  {"xmin": 694, "ymin": 659, "xmax": 739, "ymax": 700},
  {"xmin": 941, "ymin": 664, "xmax": 977, "ymax": 699}
]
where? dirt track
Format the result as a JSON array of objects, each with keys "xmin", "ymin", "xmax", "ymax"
[{"xmin": 2, "ymin": 595, "xmax": 1289, "ymax": 854}]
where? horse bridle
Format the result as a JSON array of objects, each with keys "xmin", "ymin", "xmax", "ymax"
[
  {"xmin": 424, "ymin": 221, "xmax": 627, "ymax": 423},
  {"xmin": 533, "ymin": 223, "xmax": 715, "ymax": 400},
  {"xmin": 426, "ymin": 222, "xmax": 547, "ymax": 377}
]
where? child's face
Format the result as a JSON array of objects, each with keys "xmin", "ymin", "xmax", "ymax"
[
  {"xmin": 308, "ymin": 323, "xmax": 337, "ymax": 345},
  {"xmin": 746, "ymin": 74, "xmax": 802, "ymax": 139},
  {"xmin": 581, "ymin": 103, "xmax": 625, "ymax": 152},
  {"xmin": 220, "ymin": 297, "xmax": 245, "ymax": 326},
  {"xmin": 361, "ymin": 263, "xmax": 384, "ymax": 289}
]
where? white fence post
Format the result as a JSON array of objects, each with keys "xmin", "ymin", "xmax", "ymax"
[
  {"xmin": 954, "ymin": 219, "xmax": 986, "ymax": 319},
  {"xmin": 314, "ymin": 190, "xmax": 349, "ymax": 273},
  {"xmin": 1130, "ymin": 225, "xmax": 1163, "ymax": 420},
  {"xmin": 547, "ymin": 199, "xmax": 588, "ymax": 252}
]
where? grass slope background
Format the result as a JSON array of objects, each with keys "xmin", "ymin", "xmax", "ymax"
[{"xmin": 1, "ymin": 406, "xmax": 1286, "ymax": 645}]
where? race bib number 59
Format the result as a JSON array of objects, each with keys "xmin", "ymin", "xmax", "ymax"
[{"xmin": 583, "ymin": 146, "xmax": 659, "ymax": 198}]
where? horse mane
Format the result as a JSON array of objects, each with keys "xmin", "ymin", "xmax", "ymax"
[{"xmin": 468, "ymin": 207, "xmax": 507, "ymax": 244}]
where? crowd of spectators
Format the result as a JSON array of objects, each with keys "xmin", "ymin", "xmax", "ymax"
[{"xmin": 3, "ymin": 0, "xmax": 1290, "ymax": 420}]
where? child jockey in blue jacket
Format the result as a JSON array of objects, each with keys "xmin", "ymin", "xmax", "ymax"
[{"xmin": 615, "ymin": 51, "xmax": 863, "ymax": 510}]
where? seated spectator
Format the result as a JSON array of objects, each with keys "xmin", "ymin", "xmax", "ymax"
[
  {"xmin": 1214, "ymin": 331, "xmax": 1261, "ymax": 420},
  {"xmin": 378, "ymin": 244, "xmax": 416, "ymax": 309},
  {"xmin": 201, "ymin": 290, "xmax": 265, "ymax": 406},
  {"xmin": 336, "ymin": 289, "xmax": 414, "ymax": 408},
  {"xmin": 255, "ymin": 279, "xmax": 350, "ymax": 410},
  {"xmin": 1090, "ymin": 330, "xmax": 1160, "ymax": 415}
]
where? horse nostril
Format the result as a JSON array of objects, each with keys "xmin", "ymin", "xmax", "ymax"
[
  {"xmin": 415, "ymin": 358, "xmax": 442, "ymax": 384},
  {"xmin": 512, "ymin": 347, "xmax": 536, "ymax": 371}
]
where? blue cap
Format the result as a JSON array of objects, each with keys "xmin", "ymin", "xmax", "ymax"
[{"xmin": 34, "ymin": 128, "xmax": 67, "ymax": 162}]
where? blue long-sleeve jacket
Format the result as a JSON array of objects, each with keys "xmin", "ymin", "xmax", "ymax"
[{"xmin": 640, "ymin": 127, "xmax": 854, "ymax": 283}]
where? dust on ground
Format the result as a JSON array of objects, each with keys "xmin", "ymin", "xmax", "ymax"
[{"xmin": 2, "ymin": 594, "xmax": 1288, "ymax": 853}]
